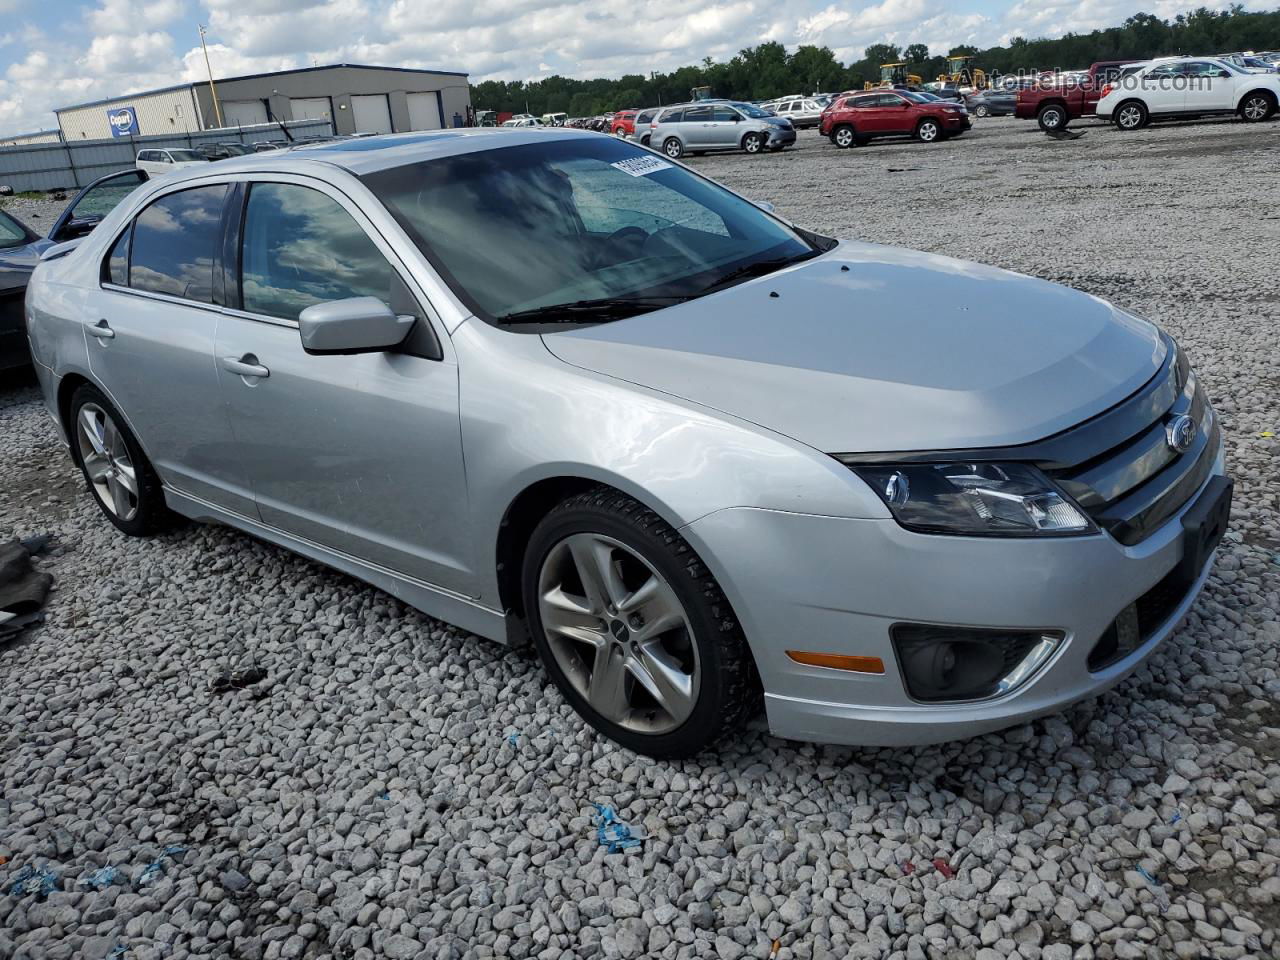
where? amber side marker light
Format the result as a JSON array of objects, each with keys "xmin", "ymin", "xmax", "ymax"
[{"xmin": 786, "ymin": 651, "xmax": 885, "ymax": 674}]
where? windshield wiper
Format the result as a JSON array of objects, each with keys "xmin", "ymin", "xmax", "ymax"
[
  {"xmin": 701, "ymin": 252, "xmax": 817, "ymax": 294},
  {"xmin": 498, "ymin": 296, "xmax": 689, "ymax": 325}
]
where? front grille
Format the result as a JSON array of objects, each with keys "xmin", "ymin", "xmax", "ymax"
[
  {"xmin": 1043, "ymin": 339, "xmax": 1217, "ymax": 545},
  {"xmin": 1088, "ymin": 562, "xmax": 1196, "ymax": 670}
]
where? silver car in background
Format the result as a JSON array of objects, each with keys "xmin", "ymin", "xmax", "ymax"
[
  {"xmin": 649, "ymin": 101, "xmax": 795, "ymax": 158},
  {"xmin": 26, "ymin": 129, "xmax": 1230, "ymax": 758},
  {"xmin": 766, "ymin": 96, "xmax": 827, "ymax": 128}
]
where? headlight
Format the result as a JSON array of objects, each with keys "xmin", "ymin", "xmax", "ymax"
[{"xmin": 843, "ymin": 461, "xmax": 1094, "ymax": 537}]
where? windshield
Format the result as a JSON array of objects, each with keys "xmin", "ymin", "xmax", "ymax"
[
  {"xmin": 0, "ymin": 208, "xmax": 35, "ymax": 249},
  {"xmin": 363, "ymin": 137, "xmax": 817, "ymax": 324},
  {"xmin": 902, "ymin": 91, "xmax": 933, "ymax": 102},
  {"xmin": 168, "ymin": 150, "xmax": 206, "ymax": 162},
  {"xmin": 734, "ymin": 103, "xmax": 773, "ymax": 118}
]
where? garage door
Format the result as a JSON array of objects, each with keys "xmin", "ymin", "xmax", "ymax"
[
  {"xmin": 290, "ymin": 97, "xmax": 332, "ymax": 122},
  {"xmin": 221, "ymin": 99, "xmax": 268, "ymax": 127},
  {"xmin": 350, "ymin": 94, "xmax": 393, "ymax": 134},
  {"xmin": 406, "ymin": 92, "xmax": 442, "ymax": 130}
]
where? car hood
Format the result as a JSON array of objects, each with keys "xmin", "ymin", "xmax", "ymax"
[{"xmin": 541, "ymin": 241, "xmax": 1166, "ymax": 454}]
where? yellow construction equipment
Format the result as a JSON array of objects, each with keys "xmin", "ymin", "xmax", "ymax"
[
  {"xmin": 937, "ymin": 55, "xmax": 987, "ymax": 90},
  {"xmin": 864, "ymin": 62, "xmax": 922, "ymax": 90}
]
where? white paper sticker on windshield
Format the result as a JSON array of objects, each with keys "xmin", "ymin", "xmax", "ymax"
[{"xmin": 611, "ymin": 156, "xmax": 674, "ymax": 177}]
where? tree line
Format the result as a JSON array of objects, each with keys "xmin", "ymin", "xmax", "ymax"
[{"xmin": 472, "ymin": 5, "xmax": 1280, "ymax": 117}]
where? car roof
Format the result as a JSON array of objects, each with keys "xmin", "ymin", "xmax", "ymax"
[{"xmin": 142, "ymin": 128, "xmax": 609, "ymax": 182}]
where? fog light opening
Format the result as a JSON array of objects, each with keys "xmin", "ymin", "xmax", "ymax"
[{"xmin": 892, "ymin": 625, "xmax": 1062, "ymax": 702}]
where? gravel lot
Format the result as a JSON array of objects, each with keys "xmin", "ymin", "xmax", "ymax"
[{"xmin": 2, "ymin": 115, "xmax": 1279, "ymax": 960}]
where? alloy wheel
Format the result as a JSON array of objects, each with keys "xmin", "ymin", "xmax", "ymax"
[
  {"xmin": 664, "ymin": 139, "xmax": 682, "ymax": 159},
  {"xmin": 743, "ymin": 133, "xmax": 763, "ymax": 153},
  {"xmin": 1242, "ymin": 96, "xmax": 1270, "ymax": 121},
  {"xmin": 919, "ymin": 121, "xmax": 939, "ymax": 142},
  {"xmin": 975, "ymin": 105, "xmax": 990, "ymax": 118},
  {"xmin": 537, "ymin": 533, "xmax": 700, "ymax": 735},
  {"xmin": 1118, "ymin": 105, "xmax": 1143, "ymax": 129},
  {"xmin": 76, "ymin": 402, "xmax": 139, "ymax": 521},
  {"xmin": 834, "ymin": 127, "xmax": 854, "ymax": 148}
]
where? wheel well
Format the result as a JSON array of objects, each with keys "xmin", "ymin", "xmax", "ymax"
[
  {"xmin": 495, "ymin": 476, "xmax": 604, "ymax": 620},
  {"xmin": 56, "ymin": 373, "xmax": 91, "ymax": 462},
  {"xmin": 1037, "ymin": 99, "xmax": 1067, "ymax": 114},
  {"xmin": 1241, "ymin": 88, "xmax": 1278, "ymax": 107}
]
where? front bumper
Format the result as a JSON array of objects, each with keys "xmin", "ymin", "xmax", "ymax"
[
  {"xmin": 767, "ymin": 127, "xmax": 797, "ymax": 147},
  {"xmin": 682, "ymin": 450, "xmax": 1227, "ymax": 747}
]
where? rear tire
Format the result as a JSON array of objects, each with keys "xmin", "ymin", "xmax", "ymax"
[
  {"xmin": 832, "ymin": 124, "xmax": 856, "ymax": 148},
  {"xmin": 742, "ymin": 132, "xmax": 764, "ymax": 154},
  {"xmin": 1114, "ymin": 100, "xmax": 1148, "ymax": 130},
  {"xmin": 662, "ymin": 137, "xmax": 684, "ymax": 159},
  {"xmin": 1037, "ymin": 103, "xmax": 1068, "ymax": 131},
  {"xmin": 522, "ymin": 487, "xmax": 759, "ymax": 758},
  {"xmin": 974, "ymin": 104, "xmax": 990, "ymax": 118},
  {"xmin": 69, "ymin": 383, "xmax": 176, "ymax": 537},
  {"xmin": 1239, "ymin": 91, "xmax": 1276, "ymax": 122}
]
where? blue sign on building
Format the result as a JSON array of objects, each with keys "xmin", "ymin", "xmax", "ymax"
[{"xmin": 107, "ymin": 106, "xmax": 139, "ymax": 137}]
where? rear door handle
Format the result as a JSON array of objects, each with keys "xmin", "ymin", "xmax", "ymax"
[
  {"xmin": 221, "ymin": 354, "xmax": 270, "ymax": 379},
  {"xmin": 87, "ymin": 319, "xmax": 115, "ymax": 340}
]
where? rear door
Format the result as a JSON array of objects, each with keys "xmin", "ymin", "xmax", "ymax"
[
  {"xmin": 680, "ymin": 105, "xmax": 714, "ymax": 147},
  {"xmin": 215, "ymin": 177, "xmax": 473, "ymax": 592},
  {"xmin": 90, "ymin": 182, "xmax": 253, "ymax": 514},
  {"xmin": 1139, "ymin": 63, "xmax": 1186, "ymax": 114}
]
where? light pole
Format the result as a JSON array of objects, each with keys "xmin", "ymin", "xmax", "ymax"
[{"xmin": 199, "ymin": 24, "xmax": 225, "ymax": 129}]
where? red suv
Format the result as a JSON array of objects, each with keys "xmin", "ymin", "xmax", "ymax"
[
  {"xmin": 819, "ymin": 90, "xmax": 971, "ymax": 147},
  {"xmin": 610, "ymin": 110, "xmax": 638, "ymax": 136}
]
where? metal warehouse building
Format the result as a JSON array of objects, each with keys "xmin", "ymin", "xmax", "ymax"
[{"xmin": 54, "ymin": 64, "xmax": 471, "ymax": 141}]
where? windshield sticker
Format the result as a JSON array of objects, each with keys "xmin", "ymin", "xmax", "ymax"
[{"xmin": 611, "ymin": 156, "xmax": 674, "ymax": 178}]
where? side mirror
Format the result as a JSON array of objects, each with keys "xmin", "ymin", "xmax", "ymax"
[
  {"xmin": 1217, "ymin": 70, "xmax": 1231, "ymax": 78},
  {"xmin": 298, "ymin": 297, "xmax": 415, "ymax": 356}
]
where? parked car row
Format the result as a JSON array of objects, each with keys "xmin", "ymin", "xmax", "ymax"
[{"xmin": 1017, "ymin": 56, "xmax": 1280, "ymax": 130}]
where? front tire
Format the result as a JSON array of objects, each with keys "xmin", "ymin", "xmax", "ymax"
[
  {"xmin": 70, "ymin": 383, "xmax": 175, "ymax": 536},
  {"xmin": 1114, "ymin": 100, "xmax": 1148, "ymax": 130},
  {"xmin": 832, "ymin": 124, "xmax": 856, "ymax": 148},
  {"xmin": 662, "ymin": 137, "xmax": 684, "ymax": 159},
  {"xmin": 741, "ymin": 132, "xmax": 764, "ymax": 154},
  {"xmin": 1239, "ymin": 91, "xmax": 1276, "ymax": 122},
  {"xmin": 522, "ymin": 487, "xmax": 758, "ymax": 758},
  {"xmin": 915, "ymin": 119, "xmax": 941, "ymax": 143},
  {"xmin": 974, "ymin": 104, "xmax": 990, "ymax": 118}
]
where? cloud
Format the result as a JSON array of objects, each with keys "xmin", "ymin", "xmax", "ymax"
[{"xmin": 0, "ymin": 0, "xmax": 1275, "ymax": 136}]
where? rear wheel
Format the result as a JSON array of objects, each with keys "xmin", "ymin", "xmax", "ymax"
[
  {"xmin": 1239, "ymin": 91, "xmax": 1276, "ymax": 122},
  {"xmin": 662, "ymin": 137, "xmax": 684, "ymax": 159},
  {"xmin": 70, "ymin": 383, "xmax": 175, "ymax": 536},
  {"xmin": 742, "ymin": 132, "xmax": 764, "ymax": 154},
  {"xmin": 1115, "ymin": 101, "xmax": 1148, "ymax": 130},
  {"xmin": 522, "ymin": 487, "xmax": 758, "ymax": 758},
  {"xmin": 915, "ymin": 119, "xmax": 941, "ymax": 143},
  {"xmin": 974, "ymin": 104, "xmax": 990, "ymax": 118},
  {"xmin": 832, "ymin": 124, "xmax": 856, "ymax": 148},
  {"xmin": 1037, "ymin": 103, "xmax": 1068, "ymax": 131}
]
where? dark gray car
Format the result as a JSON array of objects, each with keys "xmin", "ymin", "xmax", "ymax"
[
  {"xmin": 966, "ymin": 90, "xmax": 1018, "ymax": 117},
  {"xmin": 650, "ymin": 101, "xmax": 795, "ymax": 159},
  {"xmin": 0, "ymin": 207, "xmax": 50, "ymax": 370}
]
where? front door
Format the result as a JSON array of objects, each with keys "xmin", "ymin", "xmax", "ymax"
[
  {"xmin": 709, "ymin": 105, "xmax": 742, "ymax": 147},
  {"xmin": 216, "ymin": 178, "xmax": 474, "ymax": 594},
  {"xmin": 90, "ymin": 182, "xmax": 254, "ymax": 515},
  {"xmin": 1182, "ymin": 61, "xmax": 1236, "ymax": 111}
]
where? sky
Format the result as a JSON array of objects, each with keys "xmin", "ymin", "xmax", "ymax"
[{"xmin": 0, "ymin": 0, "xmax": 1269, "ymax": 134}]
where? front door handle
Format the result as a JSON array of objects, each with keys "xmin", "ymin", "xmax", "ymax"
[
  {"xmin": 221, "ymin": 354, "xmax": 270, "ymax": 379},
  {"xmin": 87, "ymin": 319, "xmax": 115, "ymax": 340}
]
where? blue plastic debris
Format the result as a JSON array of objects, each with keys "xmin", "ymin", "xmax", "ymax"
[
  {"xmin": 79, "ymin": 866, "xmax": 121, "ymax": 890},
  {"xmin": 106, "ymin": 946, "xmax": 127, "ymax": 960},
  {"xmin": 1170, "ymin": 811, "xmax": 1182, "ymax": 826},
  {"xmin": 6, "ymin": 863, "xmax": 58, "ymax": 899},
  {"xmin": 138, "ymin": 845, "xmax": 187, "ymax": 887},
  {"xmin": 507, "ymin": 732, "xmax": 520, "ymax": 748},
  {"xmin": 592, "ymin": 803, "xmax": 642, "ymax": 854},
  {"xmin": 1136, "ymin": 865, "xmax": 1158, "ymax": 885}
]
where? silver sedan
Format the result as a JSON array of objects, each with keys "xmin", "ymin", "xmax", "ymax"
[{"xmin": 25, "ymin": 129, "xmax": 1229, "ymax": 757}]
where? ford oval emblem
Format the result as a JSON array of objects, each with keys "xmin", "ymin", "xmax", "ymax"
[{"xmin": 1166, "ymin": 415, "xmax": 1197, "ymax": 454}]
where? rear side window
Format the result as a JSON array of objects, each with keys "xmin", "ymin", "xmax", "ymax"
[
  {"xmin": 683, "ymin": 106, "xmax": 712, "ymax": 122},
  {"xmin": 660, "ymin": 109, "xmax": 683, "ymax": 123},
  {"xmin": 239, "ymin": 182, "xmax": 395, "ymax": 321},
  {"xmin": 129, "ymin": 185, "xmax": 227, "ymax": 303}
]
